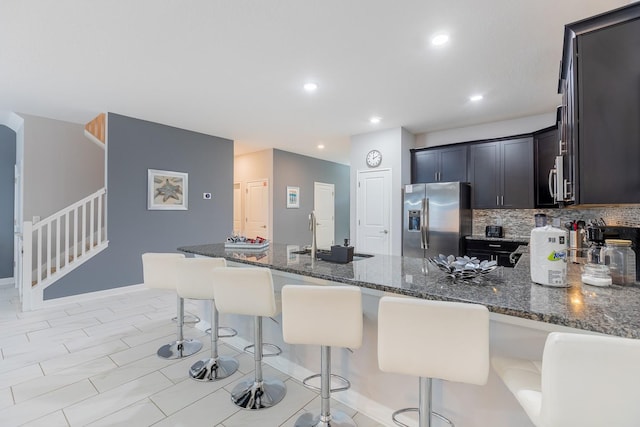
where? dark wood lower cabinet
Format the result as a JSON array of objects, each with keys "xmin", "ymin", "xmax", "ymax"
[{"xmin": 465, "ymin": 239, "xmax": 527, "ymax": 268}]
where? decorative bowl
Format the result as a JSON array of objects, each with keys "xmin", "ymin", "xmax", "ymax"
[{"xmin": 429, "ymin": 254, "xmax": 498, "ymax": 279}]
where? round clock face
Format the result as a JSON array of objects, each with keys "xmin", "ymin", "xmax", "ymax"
[{"xmin": 366, "ymin": 149, "xmax": 382, "ymax": 167}]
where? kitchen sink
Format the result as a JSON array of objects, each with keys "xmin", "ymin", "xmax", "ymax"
[{"xmin": 292, "ymin": 248, "xmax": 374, "ymax": 261}]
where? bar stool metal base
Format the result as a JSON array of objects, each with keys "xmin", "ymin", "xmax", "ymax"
[
  {"xmin": 391, "ymin": 408, "xmax": 454, "ymax": 427},
  {"xmin": 157, "ymin": 339, "xmax": 203, "ymax": 359},
  {"xmin": 294, "ymin": 410, "xmax": 356, "ymax": 427},
  {"xmin": 231, "ymin": 378, "xmax": 286, "ymax": 409},
  {"xmin": 189, "ymin": 355, "xmax": 238, "ymax": 381}
]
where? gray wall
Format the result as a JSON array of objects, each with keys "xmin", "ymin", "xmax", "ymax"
[
  {"xmin": 21, "ymin": 113, "xmax": 104, "ymax": 221},
  {"xmin": 0, "ymin": 126, "xmax": 16, "ymax": 279},
  {"xmin": 44, "ymin": 113, "xmax": 234, "ymax": 299},
  {"xmin": 273, "ymin": 149, "xmax": 350, "ymax": 247}
]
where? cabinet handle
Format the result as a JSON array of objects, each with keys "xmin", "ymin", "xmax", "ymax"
[
  {"xmin": 435, "ymin": 172, "xmax": 438, "ymax": 181},
  {"xmin": 501, "ymin": 195, "xmax": 504, "ymax": 206},
  {"xmin": 488, "ymin": 244, "xmax": 501, "ymax": 248}
]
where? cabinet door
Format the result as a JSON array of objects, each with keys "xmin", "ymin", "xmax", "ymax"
[
  {"xmin": 577, "ymin": 18, "xmax": 640, "ymax": 204},
  {"xmin": 534, "ymin": 128, "xmax": 559, "ymax": 208},
  {"xmin": 501, "ymin": 137, "xmax": 534, "ymax": 208},
  {"xmin": 439, "ymin": 145, "xmax": 468, "ymax": 182},
  {"xmin": 469, "ymin": 142, "xmax": 500, "ymax": 208},
  {"xmin": 411, "ymin": 150, "xmax": 438, "ymax": 183}
]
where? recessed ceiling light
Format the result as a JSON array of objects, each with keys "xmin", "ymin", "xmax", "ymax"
[
  {"xmin": 431, "ymin": 34, "xmax": 449, "ymax": 46},
  {"xmin": 369, "ymin": 116, "xmax": 382, "ymax": 124},
  {"xmin": 469, "ymin": 94, "xmax": 483, "ymax": 102},
  {"xmin": 317, "ymin": 144, "xmax": 325, "ymax": 149},
  {"xmin": 303, "ymin": 82, "xmax": 318, "ymax": 92}
]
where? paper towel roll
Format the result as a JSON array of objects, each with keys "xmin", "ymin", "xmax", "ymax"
[{"xmin": 530, "ymin": 226, "xmax": 568, "ymax": 287}]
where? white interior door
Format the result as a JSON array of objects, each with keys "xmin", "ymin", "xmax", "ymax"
[
  {"xmin": 356, "ymin": 169, "xmax": 391, "ymax": 255},
  {"xmin": 233, "ymin": 183, "xmax": 242, "ymax": 235},
  {"xmin": 314, "ymin": 182, "xmax": 335, "ymax": 250},
  {"xmin": 245, "ymin": 179, "xmax": 269, "ymax": 239}
]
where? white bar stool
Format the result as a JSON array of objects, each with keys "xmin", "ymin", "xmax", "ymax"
[
  {"xmin": 377, "ymin": 297, "xmax": 490, "ymax": 427},
  {"xmin": 492, "ymin": 332, "xmax": 640, "ymax": 427},
  {"xmin": 211, "ymin": 267, "xmax": 286, "ymax": 409},
  {"xmin": 281, "ymin": 284, "xmax": 363, "ymax": 427},
  {"xmin": 175, "ymin": 257, "xmax": 239, "ymax": 381},
  {"xmin": 142, "ymin": 253, "xmax": 203, "ymax": 359}
]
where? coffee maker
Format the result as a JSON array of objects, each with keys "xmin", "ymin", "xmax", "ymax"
[{"xmin": 585, "ymin": 225, "xmax": 640, "ymax": 279}]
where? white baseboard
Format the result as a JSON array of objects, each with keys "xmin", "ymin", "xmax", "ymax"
[
  {"xmin": 0, "ymin": 277, "xmax": 15, "ymax": 287},
  {"xmin": 37, "ymin": 283, "xmax": 146, "ymax": 309}
]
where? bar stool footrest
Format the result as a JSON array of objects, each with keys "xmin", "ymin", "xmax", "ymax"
[
  {"xmin": 171, "ymin": 313, "xmax": 201, "ymax": 325},
  {"xmin": 204, "ymin": 326, "xmax": 238, "ymax": 338},
  {"xmin": 217, "ymin": 326, "xmax": 238, "ymax": 338},
  {"xmin": 391, "ymin": 408, "xmax": 454, "ymax": 427},
  {"xmin": 243, "ymin": 343, "xmax": 282, "ymax": 357},
  {"xmin": 302, "ymin": 373, "xmax": 351, "ymax": 393}
]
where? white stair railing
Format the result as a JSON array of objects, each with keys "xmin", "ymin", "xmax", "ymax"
[{"xmin": 21, "ymin": 188, "xmax": 108, "ymax": 310}]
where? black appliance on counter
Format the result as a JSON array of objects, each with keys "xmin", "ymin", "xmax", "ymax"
[
  {"xmin": 585, "ymin": 226, "xmax": 640, "ymax": 279},
  {"xmin": 485, "ymin": 225, "xmax": 504, "ymax": 238}
]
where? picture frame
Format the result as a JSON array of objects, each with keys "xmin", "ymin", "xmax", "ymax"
[
  {"xmin": 148, "ymin": 169, "xmax": 188, "ymax": 210},
  {"xmin": 286, "ymin": 186, "xmax": 300, "ymax": 208}
]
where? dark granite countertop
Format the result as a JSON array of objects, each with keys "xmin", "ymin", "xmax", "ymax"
[
  {"xmin": 178, "ymin": 242, "xmax": 640, "ymax": 339},
  {"xmin": 466, "ymin": 235, "xmax": 530, "ymax": 243}
]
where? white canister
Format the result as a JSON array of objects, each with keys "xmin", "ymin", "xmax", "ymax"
[{"xmin": 530, "ymin": 226, "xmax": 568, "ymax": 287}]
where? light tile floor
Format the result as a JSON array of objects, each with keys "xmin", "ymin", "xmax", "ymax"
[{"xmin": 0, "ymin": 285, "xmax": 385, "ymax": 426}]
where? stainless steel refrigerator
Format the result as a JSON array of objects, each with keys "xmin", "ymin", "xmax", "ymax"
[{"xmin": 402, "ymin": 182, "xmax": 472, "ymax": 259}]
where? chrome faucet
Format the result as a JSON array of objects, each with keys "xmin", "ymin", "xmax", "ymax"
[{"xmin": 309, "ymin": 211, "xmax": 317, "ymax": 259}]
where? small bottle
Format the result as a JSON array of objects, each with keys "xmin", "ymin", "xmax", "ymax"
[{"xmin": 603, "ymin": 239, "xmax": 636, "ymax": 285}]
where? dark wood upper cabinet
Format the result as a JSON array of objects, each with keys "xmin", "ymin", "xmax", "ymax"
[
  {"xmin": 534, "ymin": 126, "xmax": 559, "ymax": 208},
  {"xmin": 411, "ymin": 145, "xmax": 467, "ymax": 184},
  {"xmin": 468, "ymin": 136, "xmax": 534, "ymax": 209},
  {"xmin": 468, "ymin": 142, "xmax": 500, "ymax": 208},
  {"xmin": 559, "ymin": 4, "xmax": 640, "ymax": 204}
]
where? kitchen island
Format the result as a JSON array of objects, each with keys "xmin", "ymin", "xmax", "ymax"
[
  {"xmin": 178, "ymin": 242, "xmax": 640, "ymax": 427},
  {"xmin": 179, "ymin": 242, "xmax": 640, "ymax": 339}
]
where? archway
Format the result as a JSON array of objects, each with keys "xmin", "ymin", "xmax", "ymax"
[{"xmin": 0, "ymin": 111, "xmax": 24, "ymax": 292}]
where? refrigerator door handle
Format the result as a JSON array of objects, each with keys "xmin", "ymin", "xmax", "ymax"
[
  {"xmin": 420, "ymin": 198, "xmax": 426, "ymax": 249},
  {"xmin": 424, "ymin": 198, "xmax": 430, "ymax": 249}
]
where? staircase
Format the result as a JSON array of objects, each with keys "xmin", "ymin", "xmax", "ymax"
[
  {"xmin": 20, "ymin": 113, "xmax": 109, "ymax": 311},
  {"xmin": 21, "ymin": 188, "xmax": 108, "ymax": 310}
]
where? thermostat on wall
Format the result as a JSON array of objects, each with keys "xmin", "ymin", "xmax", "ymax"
[{"xmin": 203, "ymin": 193, "xmax": 212, "ymax": 200}]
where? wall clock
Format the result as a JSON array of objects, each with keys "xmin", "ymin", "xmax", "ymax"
[{"xmin": 366, "ymin": 149, "xmax": 382, "ymax": 168}]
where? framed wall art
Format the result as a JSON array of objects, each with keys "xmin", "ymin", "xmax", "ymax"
[
  {"xmin": 148, "ymin": 169, "xmax": 188, "ymax": 210},
  {"xmin": 286, "ymin": 186, "xmax": 300, "ymax": 208}
]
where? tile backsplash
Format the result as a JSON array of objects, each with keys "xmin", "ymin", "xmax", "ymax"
[{"xmin": 473, "ymin": 206, "xmax": 640, "ymax": 240}]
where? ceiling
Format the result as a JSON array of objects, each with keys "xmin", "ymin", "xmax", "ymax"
[{"xmin": 0, "ymin": 0, "xmax": 631, "ymax": 164}]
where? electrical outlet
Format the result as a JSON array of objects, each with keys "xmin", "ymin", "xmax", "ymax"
[{"xmin": 203, "ymin": 193, "xmax": 212, "ymax": 200}]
